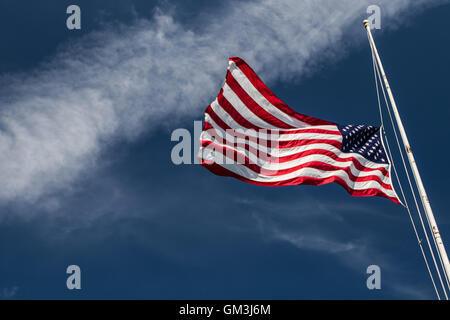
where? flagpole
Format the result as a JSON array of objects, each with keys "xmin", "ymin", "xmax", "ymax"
[{"xmin": 363, "ymin": 20, "xmax": 450, "ymax": 288}]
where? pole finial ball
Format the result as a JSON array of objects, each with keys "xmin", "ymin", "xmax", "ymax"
[{"xmin": 363, "ymin": 20, "xmax": 369, "ymax": 28}]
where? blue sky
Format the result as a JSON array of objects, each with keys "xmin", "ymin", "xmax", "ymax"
[{"xmin": 0, "ymin": 0, "xmax": 449, "ymax": 299}]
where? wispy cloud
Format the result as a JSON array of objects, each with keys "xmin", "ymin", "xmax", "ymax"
[
  {"xmin": 391, "ymin": 283, "xmax": 431, "ymax": 300},
  {"xmin": 273, "ymin": 231, "xmax": 359, "ymax": 254},
  {"xmin": 0, "ymin": 0, "xmax": 444, "ymax": 203},
  {"xmin": 0, "ymin": 286, "xmax": 19, "ymax": 299},
  {"xmin": 241, "ymin": 195, "xmax": 436, "ymax": 299},
  {"xmin": 245, "ymin": 196, "xmax": 373, "ymax": 262}
]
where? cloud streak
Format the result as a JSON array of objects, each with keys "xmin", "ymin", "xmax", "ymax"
[
  {"xmin": 0, "ymin": 0, "xmax": 444, "ymax": 203},
  {"xmin": 244, "ymin": 195, "xmax": 437, "ymax": 299}
]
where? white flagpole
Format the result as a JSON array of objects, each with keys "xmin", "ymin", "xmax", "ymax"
[{"xmin": 363, "ymin": 20, "xmax": 450, "ymax": 288}]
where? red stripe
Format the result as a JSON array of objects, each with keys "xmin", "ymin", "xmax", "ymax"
[
  {"xmin": 200, "ymin": 140, "xmax": 392, "ymax": 189},
  {"xmin": 202, "ymin": 162, "xmax": 400, "ymax": 204},
  {"xmin": 225, "ymin": 71, "xmax": 294, "ymax": 129},
  {"xmin": 229, "ymin": 57, "xmax": 335, "ymax": 127},
  {"xmin": 278, "ymin": 138, "xmax": 341, "ymax": 149}
]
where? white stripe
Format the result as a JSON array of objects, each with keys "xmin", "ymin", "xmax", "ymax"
[
  {"xmin": 280, "ymin": 125, "xmax": 340, "ymax": 132},
  {"xmin": 278, "ymin": 132, "xmax": 341, "ymax": 141}
]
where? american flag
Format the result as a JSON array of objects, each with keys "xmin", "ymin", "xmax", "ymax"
[{"xmin": 198, "ymin": 57, "xmax": 400, "ymax": 204}]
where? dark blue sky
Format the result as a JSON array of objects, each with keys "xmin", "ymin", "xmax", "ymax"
[{"xmin": 0, "ymin": 0, "xmax": 449, "ymax": 299}]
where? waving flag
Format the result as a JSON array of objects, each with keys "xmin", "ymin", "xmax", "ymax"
[{"xmin": 198, "ymin": 57, "xmax": 400, "ymax": 204}]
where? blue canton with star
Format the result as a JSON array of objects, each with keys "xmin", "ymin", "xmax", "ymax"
[{"xmin": 337, "ymin": 124, "xmax": 388, "ymax": 164}]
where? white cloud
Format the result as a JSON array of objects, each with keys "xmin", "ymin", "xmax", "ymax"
[
  {"xmin": 273, "ymin": 230, "xmax": 358, "ymax": 253},
  {"xmin": 0, "ymin": 0, "xmax": 445, "ymax": 203}
]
